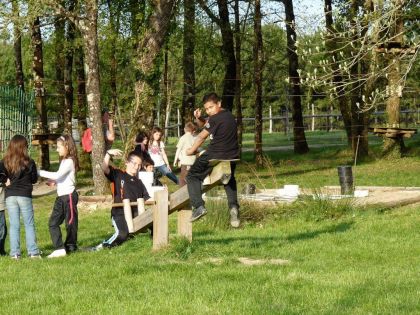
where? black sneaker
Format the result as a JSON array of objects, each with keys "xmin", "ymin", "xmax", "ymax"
[
  {"xmin": 190, "ymin": 206, "xmax": 207, "ymax": 222},
  {"xmin": 230, "ymin": 207, "xmax": 240, "ymax": 228}
]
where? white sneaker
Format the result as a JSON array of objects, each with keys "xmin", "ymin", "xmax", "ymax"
[{"xmin": 47, "ymin": 249, "xmax": 67, "ymax": 258}]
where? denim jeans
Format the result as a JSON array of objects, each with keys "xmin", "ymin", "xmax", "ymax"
[
  {"xmin": 6, "ymin": 196, "xmax": 39, "ymax": 256},
  {"xmin": 155, "ymin": 164, "xmax": 179, "ymax": 184},
  {"xmin": 0, "ymin": 210, "xmax": 7, "ymax": 255}
]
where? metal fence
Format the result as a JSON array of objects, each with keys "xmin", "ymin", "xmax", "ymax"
[{"xmin": 0, "ymin": 86, "xmax": 34, "ymax": 152}]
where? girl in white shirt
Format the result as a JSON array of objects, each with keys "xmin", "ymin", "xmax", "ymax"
[
  {"xmin": 39, "ymin": 135, "xmax": 79, "ymax": 258},
  {"xmin": 148, "ymin": 126, "xmax": 178, "ymax": 184}
]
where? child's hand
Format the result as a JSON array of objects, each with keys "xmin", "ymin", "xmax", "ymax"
[
  {"xmin": 106, "ymin": 149, "xmax": 122, "ymax": 157},
  {"xmin": 193, "ymin": 108, "xmax": 202, "ymax": 119},
  {"xmin": 46, "ymin": 180, "xmax": 56, "ymax": 187},
  {"xmin": 5, "ymin": 179, "xmax": 10, "ymax": 187}
]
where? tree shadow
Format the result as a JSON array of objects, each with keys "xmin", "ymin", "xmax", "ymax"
[{"xmin": 285, "ymin": 221, "xmax": 353, "ymax": 243}]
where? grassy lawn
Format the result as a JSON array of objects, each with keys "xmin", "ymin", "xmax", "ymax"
[{"xmin": 1, "ymin": 131, "xmax": 418, "ymax": 314}]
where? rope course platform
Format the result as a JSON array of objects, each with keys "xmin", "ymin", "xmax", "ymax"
[{"xmin": 369, "ymin": 127, "xmax": 417, "ymax": 139}]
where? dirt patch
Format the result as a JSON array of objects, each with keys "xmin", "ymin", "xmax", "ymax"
[{"xmin": 238, "ymin": 257, "xmax": 290, "ymax": 266}]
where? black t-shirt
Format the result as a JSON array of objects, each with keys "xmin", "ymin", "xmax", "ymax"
[
  {"xmin": 204, "ymin": 109, "xmax": 239, "ymax": 160},
  {"xmin": 105, "ymin": 166, "xmax": 150, "ymax": 216},
  {"xmin": 1, "ymin": 159, "xmax": 38, "ymax": 198}
]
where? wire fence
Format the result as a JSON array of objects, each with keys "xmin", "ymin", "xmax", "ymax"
[{"xmin": 0, "ymin": 86, "xmax": 34, "ymax": 152}]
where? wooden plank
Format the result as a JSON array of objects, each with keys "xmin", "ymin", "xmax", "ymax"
[
  {"xmin": 153, "ymin": 189, "xmax": 169, "ymax": 250},
  {"xmin": 203, "ymin": 161, "xmax": 232, "ymax": 185}
]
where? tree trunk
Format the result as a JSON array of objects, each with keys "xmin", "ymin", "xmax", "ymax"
[
  {"xmin": 63, "ymin": 0, "xmax": 76, "ymax": 134},
  {"xmin": 125, "ymin": 0, "xmax": 176, "ymax": 154},
  {"xmin": 254, "ymin": 0, "xmax": 264, "ymax": 167},
  {"xmin": 324, "ymin": 0, "xmax": 352, "ymax": 144},
  {"xmin": 234, "ymin": 0, "xmax": 243, "ymax": 155},
  {"xmin": 31, "ymin": 16, "xmax": 50, "ymax": 170},
  {"xmin": 78, "ymin": 0, "xmax": 108, "ymax": 194},
  {"xmin": 54, "ymin": 16, "xmax": 66, "ymax": 128},
  {"xmin": 12, "ymin": 0, "xmax": 24, "ymax": 90},
  {"xmin": 75, "ymin": 44, "xmax": 87, "ymax": 122},
  {"xmin": 217, "ymin": 0, "xmax": 236, "ymax": 111},
  {"xmin": 284, "ymin": 0, "xmax": 309, "ymax": 154},
  {"xmin": 181, "ymin": 0, "xmax": 196, "ymax": 126}
]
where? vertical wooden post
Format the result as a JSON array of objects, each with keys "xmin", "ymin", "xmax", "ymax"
[
  {"xmin": 153, "ymin": 189, "xmax": 169, "ymax": 250},
  {"xmin": 137, "ymin": 198, "xmax": 145, "ymax": 215},
  {"xmin": 177, "ymin": 208, "xmax": 192, "ymax": 242},
  {"xmin": 123, "ymin": 199, "xmax": 134, "ymax": 233}
]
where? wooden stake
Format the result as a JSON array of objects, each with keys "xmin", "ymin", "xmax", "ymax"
[
  {"xmin": 123, "ymin": 199, "xmax": 134, "ymax": 233},
  {"xmin": 153, "ymin": 189, "xmax": 169, "ymax": 250}
]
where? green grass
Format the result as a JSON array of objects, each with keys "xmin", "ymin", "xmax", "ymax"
[{"xmin": 1, "ymin": 131, "xmax": 418, "ymax": 314}]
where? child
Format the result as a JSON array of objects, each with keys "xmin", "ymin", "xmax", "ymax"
[
  {"xmin": 2, "ymin": 135, "xmax": 40, "ymax": 259},
  {"xmin": 134, "ymin": 131, "xmax": 150, "ymax": 159},
  {"xmin": 173, "ymin": 122, "xmax": 197, "ymax": 187},
  {"xmin": 0, "ymin": 175, "xmax": 6, "ymax": 256},
  {"xmin": 39, "ymin": 135, "xmax": 80, "ymax": 258},
  {"xmin": 96, "ymin": 149, "xmax": 150, "ymax": 249},
  {"xmin": 148, "ymin": 126, "xmax": 178, "ymax": 184}
]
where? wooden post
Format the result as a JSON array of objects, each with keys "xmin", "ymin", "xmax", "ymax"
[
  {"xmin": 177, "ymin": 208, "xmax": 192, "ymax": 242},
  {"xmin": 153, "ymin": 189, "xmax": 169, "ymax": 250},
  {"xmin": 123, "ymin": 199, "xmax": 134, "ymax": 233},
  {"xmin": 137, "ymin": 198, "xmax": 145, "ymax": 215}
]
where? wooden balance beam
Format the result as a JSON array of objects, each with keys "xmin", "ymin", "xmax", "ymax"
[{"xmin": 121, "ymin": 160, "xmax": 236, "ymax": 250}]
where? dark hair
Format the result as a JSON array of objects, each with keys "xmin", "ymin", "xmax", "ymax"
[
  {"xmin": 149, "ymin": 126, "xmax": 164, "ymax": 147},
  {"xmin": 135, "ymin": 131, "xmax": 149, "ymax": 144},
  {"xmin": 202, "ymin": 92, "xmax": 221, "ymax": 104},
  {"xmin": 142, "ymin": 156, "xmax": 154, "ymax": 168},
  {"xmin": 57, "ymin": 134, "xmax": 80, "ymax": 172},
  {"xmin": 127, "ymin": 151, "xmax": 142, "ymax": 162},
  {"xmin": 3, "ymin": 135, "xmax": 30, "ymax": 175}
]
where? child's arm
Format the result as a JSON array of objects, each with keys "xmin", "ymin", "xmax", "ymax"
[
  {"xmin": 102, "ymin": 149, "xmax": 122, "ymax": 175},
  {"xmin": 39, "ymin": 159, "xmax": 72, "ymax": 181},
  {"xmin": 173, "ymin": 138, "xmax": 183, "ymax": 167},
  {"xmin": 160, "ymin": 147, "xmax": 172, "ymax": 171}
]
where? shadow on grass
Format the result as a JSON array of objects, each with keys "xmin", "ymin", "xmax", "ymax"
[
  {"xmin": 285, "ymin": 221, "xmax": 354, "ymax": 243},
  {"xmin": 191, "ymin": 221, "xmax": 354, "ymax": 246}
]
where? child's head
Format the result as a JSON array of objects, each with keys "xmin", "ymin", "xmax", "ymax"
[
  {"xmin": 150, "ymin": 126, "xmax": 163, "ymax": 143},
  {"xmin": 57, "ymin": 134, "xmax": 79, "ymax": 172},
  {"xmin": 125, "ymin": 151, "xmax": 142, "ymax": 176},
  {"xmin": 184, "ymin": 122, "xmax": 196, "ymax": 133},
  {"xmin": 4, "ymin": 134, "xmax": 29, "ymax": 174},
  {"xmin": 135, "ymin": 131, "xmax": 149, "ymax": 145},
  {"xmin": 142, "ymin": 156, "xmax": 155, "ymax": 172}
]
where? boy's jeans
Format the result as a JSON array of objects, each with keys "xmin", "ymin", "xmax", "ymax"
[{"xmin": 6, "ymin": 196, "xmax": 39, "ymax": 256}]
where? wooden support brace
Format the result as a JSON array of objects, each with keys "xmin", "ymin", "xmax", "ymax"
[
  {"xmin": 123, "ymin": 199, "xmax": 134, "ymax": 233},
  {"xmin": 137, "ymin": 198, "xmax": 145, "ymax": 215},
  {"xmin": 177, "ymin": 208, "xmax": 192, "ymax": 242},
  {"xmin": 152, "ymin": 189, "xmax": 169, "ymax": 250}
]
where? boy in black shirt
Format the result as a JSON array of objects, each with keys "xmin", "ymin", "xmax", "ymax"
[
  {"xmin": 186, "ymin": 92, "xmax": 240, "ymax": 227},
  {"xmin": 96, "ymin": 149, "xmax": 150, "ymax": 249}
]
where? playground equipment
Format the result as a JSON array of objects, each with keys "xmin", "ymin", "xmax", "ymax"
[{"xmin": 117, "ymin": 160, "xmax": 237, "ymax": 250}]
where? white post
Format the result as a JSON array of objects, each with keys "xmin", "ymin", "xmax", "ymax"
[
  {"xmin": 311, "ymin": 103, "xmax": 315, "ymax": 132},
  {"xmin": 269, "ymin": 105, "xmax": 273, "ymax": 134},
  {"xmin": 137, "ymin": 198, "xmax": 145, "ymax": 215},
  {"xmin": 177, "ymin": 107, "xmax": 181, "ymax": 138}
]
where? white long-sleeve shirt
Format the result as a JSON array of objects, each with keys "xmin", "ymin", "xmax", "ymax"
[{"xmin": 39, "ymin": 158, "xmax": 76, "ymax": 196}]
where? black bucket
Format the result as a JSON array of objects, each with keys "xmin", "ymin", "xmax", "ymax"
[{"xmin": 337, "ymin": 165, "xmax": 353, "ymax": 195}]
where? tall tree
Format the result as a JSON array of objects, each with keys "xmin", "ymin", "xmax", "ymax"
[
  {"xmin": 124, "ymin": 0, "xmax": 177, "ymax": 154},
  {"xmin": 283, "ymin": 0, "xmax": 309, "ymax": 154},
  {"xmin": 11, "ymin": 0, "xmax": 24, "ymax": 89},
  {"xmin": 31, "ymin": 16, "xmax": 50, "ymax": 169},
  {"xmin": 63, "ymin": 0, "xmax": 76, "ymax": 134},
  {"xmin": 198, "ymin": 0, "xmax": 236, "ymax": 111},
  {"xmin": 54, "ymin": 15, "xmax": 66, "ymax": 127},
  {"xmin": 181, "ymin": 0, "xmax": 196, "ymax": 125},
  {"xmin": 254, "ymin": 0, "xmax": 264, "ymax": 166}
]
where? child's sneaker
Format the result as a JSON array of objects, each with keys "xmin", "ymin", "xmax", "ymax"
[
  {"xmin": 11, "ymin": 254, "xmax": 21, "ymax": 260},
  {"xmin": 47, "ymin": 249, "xmax": 67, "ymax": 258},
  {"xmin": 229, "ymin": 207, "xmax": 240, "ymax": 228},
  {"xmin": 29, "ymin": 254, "xmax": 42, "ymax": 259},
  {"xmin": 190, "ymin": 206, "xmax": 207, "ymax": 222}
]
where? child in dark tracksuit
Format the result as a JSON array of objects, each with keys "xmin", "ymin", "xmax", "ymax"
[
  {"xmin": 96, "ymin": 149, "xmax": 150, "ymax": 249},
  {"xmin": 39, "ymin": 135, "xmax": 79, "ymax": 258}
]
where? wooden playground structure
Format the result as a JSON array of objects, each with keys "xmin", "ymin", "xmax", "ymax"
[{"xmin": 118, "ymin": 160, "xmax": 234, "ymax": 250}]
